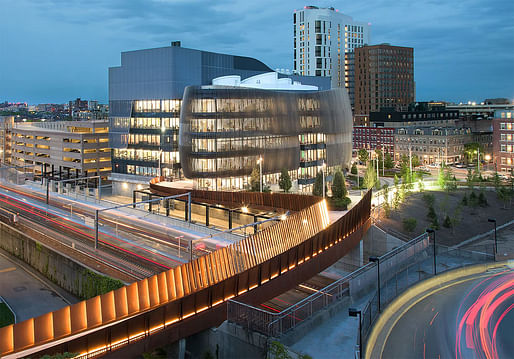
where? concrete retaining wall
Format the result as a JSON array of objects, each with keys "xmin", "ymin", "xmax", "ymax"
[{"xmin": 0, "ymin": 222, "xmax": 122, "ymax": 300}]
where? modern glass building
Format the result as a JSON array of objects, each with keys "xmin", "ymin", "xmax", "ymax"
[
  {"xmin": 180, "ymin": 73, "xmax": 353, "ymax": 191},
  {"xmin": 109, "ymin": 43, "xmax": 333, "ymax": 195}
]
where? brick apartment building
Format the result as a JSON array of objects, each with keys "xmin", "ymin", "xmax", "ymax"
[
  {"xmin": 493, "ymin": 110, "xmax": 514, "ymax": 175},
  {"xmin": 353, "ymin": 126, "xmax": 394, "ymax": 156},
  {"xmin": 354, "ymin": 44, "xmax": 414, "ymax": 126}
]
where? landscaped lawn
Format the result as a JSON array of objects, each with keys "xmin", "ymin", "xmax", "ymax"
[{"xmin": 0, "ymin": 302, "xmax": 15, "ymax": 327}]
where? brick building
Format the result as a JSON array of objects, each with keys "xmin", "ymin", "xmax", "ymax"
[
  {"xmin": 353, "ymin": 126, "xmax": 394, "ymax": 155},
  {"xmin": 493, "ymin": 110, "xmax": 514, "ymax": 175},
  {"xmin": 354, "ymin": 44, "xmax": 414, "ymax": 126}
]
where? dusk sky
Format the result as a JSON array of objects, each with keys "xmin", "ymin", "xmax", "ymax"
[{"xmin": 1, "ymin": 0, "xmax": 513, "ymax": 104}]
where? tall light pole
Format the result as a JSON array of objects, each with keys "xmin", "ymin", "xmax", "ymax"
[
  {"xmin": 322, "ymin": 161, "xmax": 326, "ymax": 198},
  {"xmin": 376, "ymin": 156, "xmax": 379, "ymax": 182},
  {"xmin": 158, "ymin": 149, "xmax": 163, "ymax": 178},
  {"xmin": 349, "ymin": 308, "xmax": 362, "ymax": 359},
  {"xmin": 474, "ymin": 148, "xmax": 480, "ymax": 174},
  {"xmin": 257, "ymin": 156, "xmax": 263, "ymax": 192},
  {"xmin": 488, "ymin": 218, "xmax": 497, "ymax": 256},
  {"xmin": 409, "ymin": 142, "xmax": 412, "ymax": 174},
  {"xmin": 382, "ymin": 144, "xmax": 385, "ymax": 177},
  {"xmin": 426, "ymin": 228, "xmax": 436, "ymax": 275},
  {"xmin": 369, "ymin": 256, "xmax": 381, "ymax": 312}
]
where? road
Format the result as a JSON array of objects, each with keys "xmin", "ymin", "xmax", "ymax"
[
  {"xmin": 0, "ymin": 251, "xmax": 76, "ymax": 322},
  {"xmin": 380, "ymin": 267, "xmax": 514, "ymax": 359}
]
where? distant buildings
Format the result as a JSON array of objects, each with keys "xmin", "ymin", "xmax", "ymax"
[
  {"xmin": 354, "ymin": 44, "xmax": 415, "ymax": 126},
  {"xmin": 69, "ymin": 98, "xmax": 108, "ymax": 121},
  {"xmin": 292, "ymin": 6, "xmax": 370, "ymax": 94},
  {"xmin": 394, "ymin": 126, "xmax": 471, "ymax": 165},
  {"xmin": 0, "ymin": 116, "xmax": 13, "ymax": 165},
  {"xmin": 370, "ymin": 104, "xmax": 459, "ymax": 128},
  {"xmin": 353, "ymin": 126, "xmax": 394, "ymax": 156},
  {"xmin": 11, "ymin": 120, "xmax": 111, "ymax": 180},
  {"xmin": 493, "ymin": 110, "xmax": 514, "ymax": 175}
]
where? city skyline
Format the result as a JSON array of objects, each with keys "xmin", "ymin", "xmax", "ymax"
[{"xmin": 1, "ymin": 0, "xmax": 513, "ymax": 104}]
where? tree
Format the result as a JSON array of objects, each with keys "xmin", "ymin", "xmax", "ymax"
[
  {"xmin": 466, "ymin": 168, "xmax": 475, "ymax": 189},
  {"xmin": 492, "ymin": 171, "xmax": 501, "ymax": 189},
  {"xmin": 402, "ymin": 218, "xmax": 417, "ymax": 233},
  {"xmin": 412, "ymin": 154, "xmax": 420, "ymax": 168},
  {"xmin": 463, "ymin": 142, "xmax": 484, "ymax": 164},
  {"xmin": 249, "ymin": 166, "xmax": 260, "ymax": 192},
  {"xmin": 497, "ymin": 186, "xmax": 513, "ymax": 209},
  {"xmin": 427, "ymin": 206, "xmax": 439, "ymax": 230},
  {"xmin": 363, "ymin": 162, "xmax": 377, "ymax": 190},
  {"xmin": 358, "ymin": 148, "xmax": 369, "ymax": 164},
  {"xmin": 278, "ymin": 169, "xmax": 292, "ymax": 193},
  {"xmin": 394, "ymin": 174, "xmax": 399, "ymax": 187},
  {"xmin": 351, "ymin": 162, "xmax": 358, "ymax": 175},
  {"xmin": 422, "ymin": 193, "xmax": 435, "ymax": 207},
  {"xmin": 312, "ymin": 171, "xmax": 326, "ymax": 197},
  {"xmin": 375, "ymin": 148, "xmax": 383, "ymax": 169},
  {"xmin": 438, "ymin": 164, "xmax": 456, "ymax": 192},
  {"xmin": 331, "ymin": 170, "xmax": 347, "ymax": 199},
  {"xmin": 384, "ymin": 153, "xmax": 394, "ymax": 169},
  {"xmin": 478, "ymin": 191, "xmax": 488, "ymax": 207},
  {"xmin": 443, "ymin": 215, "xmax": 452, "ymax": 228}
]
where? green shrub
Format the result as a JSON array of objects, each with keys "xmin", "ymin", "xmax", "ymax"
[
  {"xmin": 422, "ymin": 193, "xmax": 435, "ymax": 207},
  {"xmin": 351, "ymin": 162, "xmax": 358, "ymax": 175},
  {"xmin": 329, "ymin": 196, "xmax": 351, "ymax": 210},
  {"xmin": 402, "ymin": 217, "xmax": 417, "ymax": 233},
  {"xmin": 478, "ymin": 192, "xmax": 488, "ymax": 207},
  {"xmin": 0, "ymin": 303, "xmax": 15, "ymax": 327},
  {"xmin": 461, "ymin": 193, "xmax": 468, "ymax": 206},
  {"xmin": 278, "ymin": 169, "xmax": 292, "ymax": 193},
  {"xmin": 332, "ymin": 170, "xmax": 347, "ymax": 199},
  {"xmin": 443, "ymin": 215, "xmax": 452, "ymax": 228}
]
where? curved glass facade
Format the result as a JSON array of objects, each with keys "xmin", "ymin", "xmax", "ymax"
[{"xmin": 179, "ymin": 86, "xmax": 352, "ymax": 191}]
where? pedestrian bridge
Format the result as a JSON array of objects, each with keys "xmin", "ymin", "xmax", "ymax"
[{"xmin": 0, "ymin": 181, "xmax": 371, "ymax": 358}]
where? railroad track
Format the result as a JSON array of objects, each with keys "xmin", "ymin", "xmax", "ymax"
[
  {"xmin": 0, "ymin": 182, "xmax": 192, "ymax": 263},
  {"xmin": 0, "ymin": 196, "xmax": 166, "ymax": 280}
]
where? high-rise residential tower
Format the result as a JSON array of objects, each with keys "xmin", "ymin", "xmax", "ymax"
[
  {"xmin": 354, "ymin": 44, "xmax": 415, "ymax": 126},
  {"xmin": 293, "ymin": 6, "xmax": 370, "ymax": 95}
]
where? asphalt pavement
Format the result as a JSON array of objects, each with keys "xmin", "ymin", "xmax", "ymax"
[
  {"xmin": 376, "ymin": 264, "xmax": 514, "ymax": 359},
  {"xmin": 0, "ymin": 251, "xmax": 76, "ymax": 323}
]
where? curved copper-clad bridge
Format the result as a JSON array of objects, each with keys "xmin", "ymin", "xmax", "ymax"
[{"xmin": 0, "ymin": 182, "xmax": 371, "ymax": 359}]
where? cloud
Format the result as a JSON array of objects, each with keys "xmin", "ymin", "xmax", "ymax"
[{"xmin": 0, "ymin": 0, "xmax": 512, "ymax": 103}]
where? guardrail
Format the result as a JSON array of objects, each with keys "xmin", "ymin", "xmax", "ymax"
[
  {"xmin": 150, "ymin": 176, "xmax": 321, "ymax": 211},
  {"xmin": 356, "ymin": 235, "xmax": 495, "ymax": 357},
  {"xmin": 0, "ymin": 190, "xmax": 371, "ymax": 358}
]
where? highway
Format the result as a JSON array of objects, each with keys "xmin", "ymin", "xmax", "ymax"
[{"xmin": 380, "ymin": 266, "xmax": 514, "ymax": 359}]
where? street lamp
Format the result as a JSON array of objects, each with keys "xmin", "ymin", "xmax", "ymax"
[
  {"xmin": 349, "ymin": 308, "xmax": 362, "ymax": 359},
  {"xmin": 257, "ymin": 157, "xmax": 263, "ymax": 192},
  {"xmin": 382, "ymin": 144, "xmax": 385, "ymax": 177},
  {"xmin": 488, "ymin": 218, "xmax": 497, "ymax": 255},
  {"xmin": 426, "ymin": 228, "xmax": 436, "ymax": 275},
  {"xmin": 322, "ymin": 161, "xmax": 326, "ymax": 198},
  {"xmin": 369, "ymin": 256, "xmax": 381, "ymax": 312},
  {"xmin": 474, "ymin": 148, "xmax": 480, "ymax": 174}
]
